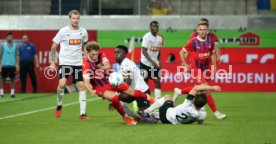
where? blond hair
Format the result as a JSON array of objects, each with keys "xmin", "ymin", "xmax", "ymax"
[{"xmin": 69, "ymin": 10, "xmax": 80, "ymax": 18}]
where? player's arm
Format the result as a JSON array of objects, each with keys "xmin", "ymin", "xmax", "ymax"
[
  {"xmin": 33, "ymin": 45, "xmax": 40, "ymax": 69},
  {"xmin": 214, "ymin": 34, "xmax": 221, "ymax": 64},
  {"xmin": 0, "ymin": 44, "xmax": 3, "ymax": 70},
  {"xmin": 210, "ymin": 46, "xmax": 217, "ymax": 72},
  {"xmin": 189, "ymin": 84, "xmax": 221, "ymax": 95},
  {"xmin": 82, "ymin": 62, "xmax": 96, "ymax": 96},
  {"xmin": 142, "ymin": 47, "xmax": 159, "ymax": 68},
  {"xmin": 50, "ymin": 42, "xmax": 58, "ymax": 68},
  {"xmin": 97, "ymin": 55, "xmax": 110, "ymax": 70},
  {"xmin": 15, "ymin": 45, "xmax": 20, "ymax": 72},
  {"xmin": 179, "ymin": 48, "xmax": 189, "ymax": 66},
  {"xmin": 82, "ymin": 30, "xmax": 89, "ymax": 58}
]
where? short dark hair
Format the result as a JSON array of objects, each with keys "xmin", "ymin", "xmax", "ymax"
[
  {"xmin": 194, "ymin": 93, "xmax": 207, "ymax": 109},
  {"xmin": 150, "ymin": 21, "xmax": 159, "ymax": 26},
  {"xmin": 86, "ymin": 41, "xmax": 100, "ymax": 52},
  {"xmin": 7, "ymin": 32, "xmax": 13, "ymax": 36},
  {"xmin": 116, "ymin": 45, "xmax": 128, "ymax": 54}
]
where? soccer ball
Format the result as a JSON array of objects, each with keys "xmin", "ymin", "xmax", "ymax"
[{"xmin": 109, "ymin": 72, "xmax": 124, "ymax": 86}]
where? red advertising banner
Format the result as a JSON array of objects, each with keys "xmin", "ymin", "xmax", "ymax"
[
  {"xmin": 0, "ymin": 29, "xmax": 275, "ymax": 92},
  {"xmin": 155, "ymin": 63, "xmax": 276, "ymax": 92}
]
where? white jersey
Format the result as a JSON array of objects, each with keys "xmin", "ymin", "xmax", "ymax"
[
  {"xmin": 166, "ymin": 97, "xmax": 207, "ymax": 124},
  {"xmin": 53, "ymin": 25, "xmax": 88, "ymax": 66},
  {"xmin": 118, "ymin": 58, "xmax": 149, "ymax": 92},
  {"xmin": 141, "ymin": 32, "xmax": 163, "ymax": 67}
]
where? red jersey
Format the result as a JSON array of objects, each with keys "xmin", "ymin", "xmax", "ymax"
[
  {"xmin": 82, "ymin": 52, "xmax": 110, "ymax": 88},
  {"xmin": 183, "ymin": 37, "xmax": 215, "ymax": 71},
  {"xmin": 189, "ymin": 31, "xmax": 218, "ymax": 43}
]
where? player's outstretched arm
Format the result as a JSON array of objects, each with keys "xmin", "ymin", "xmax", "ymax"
[
  {"xmin": 83, "ymin": 77, "xmax": 95, "ymax": 96},
  {"xmin": 189, "ymin": 85, "xmax": 221, "ymax": 95}
]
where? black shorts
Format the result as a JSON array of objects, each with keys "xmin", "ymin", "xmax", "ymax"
[
  {"xmin": 119, "ymin": 89, "xmax": 151, "ymax": 109},
  {"xmin": 1, "ymin": 66, "xmax": 16, "ymax": 79},
  {"xmin": 58, "ymin": 65, "xmax": 83, "ymax": 82},
  {"xmin": 159, "ymin": 100, "xmax": 174, "ymax": 124},
  {"xmin": 140, "ymin": 62, "xmax": 160, "ymax": 81}
]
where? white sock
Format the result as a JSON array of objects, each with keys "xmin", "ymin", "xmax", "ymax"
[
  {"xmin": 144, "ymin": 97, "xmax": 165, "ymax": 113},
  {"xmin": 154, "ymin": 88, "xmax": 162, "ymax": 99},
  {"xmin": 121, "ymin": 101, "xmax": 137, "ymax": 117},
  {"xmin": 0, "ymin": 89, "xmax": 3, "ymax": 95},
  {"xmin": 11, "ymin": 89, "xmax": 15, "ymax": 95},
  {"xmin": 79, "ymin": 90, "xmax": 86, "ymax": 115},
  {"xmin": 57, "ymin": 87, "xmax": 64, "ymax": 106}
]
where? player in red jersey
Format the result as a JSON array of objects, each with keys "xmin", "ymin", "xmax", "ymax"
[
  {"xmin": 189, "ymin": 18, "xmax": 221, "ymax": 64},
  {"xmin": 179, "ymin": 22, "xmax": 226, "ymax": 120},
  {"xmin": 82, "ymin": 41, "xmax": 155, "ymax": 125}
]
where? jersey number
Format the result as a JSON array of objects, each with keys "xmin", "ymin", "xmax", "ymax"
[{"xmin": 176, "ymin": 113, "xmax": 188, "ymax": 123}]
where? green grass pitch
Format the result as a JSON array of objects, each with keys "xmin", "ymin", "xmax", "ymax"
[{"xmin": 0, "ymin": 92, "xmax": 275, "ymax": 144}]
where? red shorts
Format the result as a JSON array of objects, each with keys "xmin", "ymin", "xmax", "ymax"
[
  {"xmin": 94, "ymin": 82, "xmax": 130, "ymax": 97},
  {"xmin": 190, "ymin": 68, "xmax": 213, "ymax": 84}
]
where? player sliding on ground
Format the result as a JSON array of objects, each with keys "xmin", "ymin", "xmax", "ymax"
[
  {"xmin": 82, "ymin": 42, "xmax": 155, "ymax": 125},
  {"xmin": 142, "ymin": 84, "xmax": 221, "ymax": 124}
]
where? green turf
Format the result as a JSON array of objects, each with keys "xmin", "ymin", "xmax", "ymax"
[{"xmin": 0, "ymin": 92, "xmax": 275, "ymax": 144}]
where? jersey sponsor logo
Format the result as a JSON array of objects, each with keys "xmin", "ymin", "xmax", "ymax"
[
  {"xmin": 198, "ymin": 52, "xmax": 210, "ymax": 58},
  {"xmin": 69, "ymin": 39, "xmax": 82, "ymax": 45},
  {"xmin": 150, "ymin": 46, "xmax": 160, "ymax": 51}
]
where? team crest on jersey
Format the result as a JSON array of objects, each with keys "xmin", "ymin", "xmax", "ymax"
[{"xmin": 69, "ymin": 39, "xmax": 81, "ymax": 45}]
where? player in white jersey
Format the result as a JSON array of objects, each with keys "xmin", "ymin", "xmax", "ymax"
[
  {"xmin": 143, "ymin": 84, "xmax": 221, "ymax": 124},
  {"xmin": 49, "ymin": 10, "xmax": 89, "ymax": 120},
  {"xmin": 114, "ymin": 45, "xmax": 154, "ymax": 123},
  {"xmin": 140, "ymin": 21, "xmax": 164, "ymax": 100}
]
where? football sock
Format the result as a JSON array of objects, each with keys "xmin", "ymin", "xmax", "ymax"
[
  {"xmin": 111, "ymin": 95, "xmax": 126, "ymax": 117},
  {"xmin": 144, "ymin": 97, "xmax": 165, "ymax": 113},
  {"xmin": 79, "ymin": 90, "xmax": 86, "ymax": 115},
  {"xmin": 57, "ymin": 87, "xmax": 64, "ymax": 106},
  {"xmin": 207, "ymin": 94, "xmax": 217, "ymax": 112},
  {"xmin": 133, "ymin": 90, "xmax": 147, "ymax": 99},
  {"xmin": 121, "ymin": 101, "xmax": 137, "ymax": 117},
  {"xmin": 154, "ymin": 88, "xmax": 161, "ymax": 99},
  {"xmin": 181, "ymin": 87, "xmax": 193, "ymax": 94},
  {"xmin": 0, "ymin": 88, "xmax": 4, "ymax": 95},
  {"xmin": 11, "ymin": 89, "xmax": 15, "ymax": 95}
]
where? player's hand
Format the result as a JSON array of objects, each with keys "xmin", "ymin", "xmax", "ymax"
[
  {"xmin": 212, "ymin": 65, "xmax": 217, "ymax": 74},
  {"xmin": 49, "ymin": 62, "xmax": 56, "ymax": 70},
  {"xmin": 96, "ymin": 63, "xmax": 103, "ymax": 69},
  {"xmin": 108, "ymin": 103, "xmax": 115, "ymax": 111},
  {"xmin": 152, "ymin": 62, "xmax": 160, "ymax": 69},
  {"xmin": 16, "ymin": 64, "xmax": 20, "ymax": 72},
  {"xmin": 35, "ymin": 63, "xmax": 40, "ymax": 69},
  {"xmin": 212, "ymin": 86, "xmax": 221, "ymax": 91},
  {"xmin": 181, "ymin": 63, "xmax": 191, "ymax": 73}
]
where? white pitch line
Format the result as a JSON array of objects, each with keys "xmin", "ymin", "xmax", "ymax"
[{"xmin": 0, "ymin": 98, "xmax": 100, "ymax": 120}]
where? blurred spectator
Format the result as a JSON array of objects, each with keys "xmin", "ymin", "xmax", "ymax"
[
  {"xmin": 166, "ymin": 53, "xmax": 176, "ymax": 63},
  {"xmin": 0, "ymin": 32, "xmax": 20, "ymax": 98},
  {"xmin": 147, "ymin": 0, "xmax": 172, "ymax": 15},
  {"xmin": 18, "ymin": 35, "xmax": 39, "ymax": 93}
]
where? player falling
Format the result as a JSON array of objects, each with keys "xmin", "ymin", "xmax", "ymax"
[{"xmin": 82, "ymin": 41, "xmax": 155, "ymax": 125}]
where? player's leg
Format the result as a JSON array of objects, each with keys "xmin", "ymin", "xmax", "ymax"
[
  {"xmin": 0, "ymin": 67, "xmax": 8, "ymax": 97},
  {"xmin": 153, "ymin": 68, "xmax": 162, "ymax": 100},
  {"xmin": 74, "ymin": 66, "xmax": 88, "ymax": 119},
  {"xmin": 158, "ymin": 96, "xmax": 174, "ymax": 124},
  {"xmin": 28, "ymin": 63, "xmax": 37, "ymax": 93},
  {"xmin": 20, "ymin": 62, "xmax": 28, "ymax": 93},
  {"xmin": 9, "ymin": 67, "xmax": 16, "ymax": 98},
  {"xmin": 55, "ymin": 65, "xmax": 69, "ymax": 118},
  {"xmin": 119, "ymin": 83, "xmax": 155, "ymax": 103},
  {"xmin": 173, "ymin": 87, "xmax": 193, "ymax": 102},
  {"xmin": 144, "ymin": 95, "xmax": 172, "ymax": 113},
  {"xmin": 205, "ymin": 89, "xmax": 226, "ymax": 119},
  {"xmin": 103, "ymin": 90, "xmax": 136, "ymax": 125}
]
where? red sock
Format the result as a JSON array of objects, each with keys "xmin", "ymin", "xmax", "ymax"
[
  {"xmin": 181, "ymin": 87, "xmax": 193, "ymax": 94},
  {"xmin": 111, "ymin": 95, "xmax": 125, "ymax": 117},
  {"xmin": 206, "ymin": 95, "xmax": 217, "ymax": 112},
  {"xmin": 133, "ymin": 90, "xmax": 147, "ymax": 99}
]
